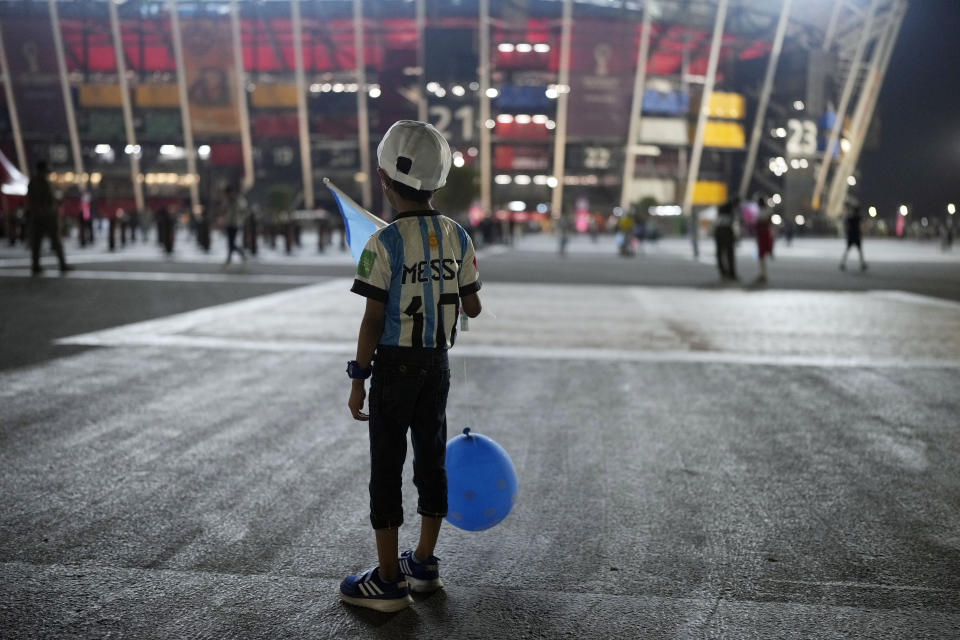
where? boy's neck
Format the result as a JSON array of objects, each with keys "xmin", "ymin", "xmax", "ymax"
[{"xmin": 393, "ymin": 200, "xmax": 434, "ymax": 214}]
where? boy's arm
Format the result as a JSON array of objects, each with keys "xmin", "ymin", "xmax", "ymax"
[{"xmin": 348, "ymin": 298, "xmax": 385, "ymax": 421}]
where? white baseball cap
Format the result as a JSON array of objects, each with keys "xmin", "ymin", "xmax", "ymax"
[{"xmin": 377, "ymin": 120, "xmax": 452, "ymax": 191}]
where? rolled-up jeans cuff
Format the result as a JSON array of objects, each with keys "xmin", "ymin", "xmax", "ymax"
[
  {"xmin": 417, "ymin": 507, "xmax": 447, "ymax": 519},
  {"xmin": 370, "ymin": 513, "xmax": 404, "ymax": 530}
]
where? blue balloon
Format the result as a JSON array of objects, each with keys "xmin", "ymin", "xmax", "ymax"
[{"xmin": 445, "ymin": 428, "xmax": 518, "ymax": 531}]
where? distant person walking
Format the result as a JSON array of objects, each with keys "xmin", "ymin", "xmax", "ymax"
[
  {"xmin": 754, "ymin": 196, "xmax": 774, "ymax": 284},
  {"xmin": 222, "ymin": 185, "xmax": 247, "ymax": 266},
  {"xmin": 839, "ymin": 205, "xmax": 867, "ymax": 271},
  {"xmin": 27, "ymin": 161, "xmax": 72, "ymax": 275},
  {"xmin": 714, "ymin": 200, "xmax": 737, "ymax": 280}
]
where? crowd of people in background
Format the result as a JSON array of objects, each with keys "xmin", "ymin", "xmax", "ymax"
[{"xmin": 0, "ymin": 163, "xmax": 955, "ymax": 279}]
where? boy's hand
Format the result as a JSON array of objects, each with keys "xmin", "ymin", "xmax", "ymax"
[{"xmin": 348, "ymin": 381, "xmax": 368, "ymax": 421}]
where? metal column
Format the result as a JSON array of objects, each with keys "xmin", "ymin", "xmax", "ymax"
[
  {"xmin": 619, "ymin": 1, "xmax": 653, "ymax": 211},
  {"xmin": 353, "ymin": 0, "xmax": 372, "ymax": 209},
  {"xmin": 738, "ymin": 0, "xmax": 792, "ymax": 200},
  {"xmin": 822, "ymin": 0, "xmax": 845, "ymax": 52},
  {"xmin": 811, "ymin": 0, "xmax": 880, "ymax": 211},
  {"xmin": 416, "ymin": 0, "xmax": 427, "ymax": 123},
  {"xmin": 478, "ymin": 0, "xmax": 491, "ymax": 216},
  {"xmin": 229, "ymin": 0, "xmax": 254, "ymax": 192},
  {"xmin": 108, "ymin": 0, "xmax": 145, "ymax": 216},
  {"xmin": 549, "ymin": 0, "xmax": 573, "ymax": 218},
  {"xmin": 825, "ymin": 0, "xmax": 906, "ymax": 217},
  {"xmin": 48, "ymin": 0, "xmax": 83, "ymax": 178},
  {"xmin": 291, "ymin": 0, "xmax": 313, "ymax": 209},
  {"xmin": 680, "ymin": 0, "xmax": 729, "ymax": 218},
  {"xmin": 0, "ymin": 22, "xmax": 27, "ymax": 175},
  {"xmin": 168, "ymin": 0, "xmax": 200, "ymax": 213}
]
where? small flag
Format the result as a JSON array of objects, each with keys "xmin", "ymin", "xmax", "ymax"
[{"xmin": 323, "ymin": 178, "xmax": 387, "ymax": 264}]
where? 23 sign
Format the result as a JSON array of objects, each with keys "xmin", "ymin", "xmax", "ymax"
[{"xmin": 786, "ymin": 119, "xmax": 817, "ymax": 157}]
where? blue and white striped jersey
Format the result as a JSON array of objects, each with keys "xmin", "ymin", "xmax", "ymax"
[{"xmin": 351, "ymin": 210, "xmax": 481, "ymax": 349}]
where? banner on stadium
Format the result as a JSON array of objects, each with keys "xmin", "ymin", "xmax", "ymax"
[
  {"xmin": 1, "ymin": 17, "xmax": 67, "ymax": 136},
  {"xmin": 566, "ymin": 20, "xmax": 634, "ymax": 139},
  {"xmin": 179, "ymin": 19, "xmax": 241, "ymax": 135}
]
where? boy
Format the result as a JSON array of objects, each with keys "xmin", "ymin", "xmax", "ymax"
[{"xmin": 340, "ymin": 121, "xmax": 482, "ymax": 612}]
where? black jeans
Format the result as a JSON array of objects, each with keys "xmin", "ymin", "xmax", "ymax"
[{"xmin": 368, "ymin": 346, "xmax": 450, "ymax": 530}]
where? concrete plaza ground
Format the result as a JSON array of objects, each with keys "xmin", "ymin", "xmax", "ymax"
[{"xmin": 1, "ymin": 232, "xmax": 959, "ymax": 638}]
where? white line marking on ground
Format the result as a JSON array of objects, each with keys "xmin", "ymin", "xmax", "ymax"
[
  {"xmin": 869, "ymin": 290, "xmax": 960, "ymax": 312},
  {"xmin": 56, "ymin": 333, "xmax": 960, "ymax": 369},
  {"xmin": 57, "ymin": 279, "xmax": 349, "ymax": 345}
]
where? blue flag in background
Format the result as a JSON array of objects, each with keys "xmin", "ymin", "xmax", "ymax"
[{"xmin": 324, "ymin": 178, "xmax": 387, "ymax": 264}]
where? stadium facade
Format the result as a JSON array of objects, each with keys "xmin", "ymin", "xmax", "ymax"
[{"xmin": 0, "ymin": 0, "xmax": 906, "ymax": 230}]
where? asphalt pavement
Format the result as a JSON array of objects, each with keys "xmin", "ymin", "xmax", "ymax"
[{"xmin": 1, "ymin": 230, "xmax": 959, "ymax": 638}]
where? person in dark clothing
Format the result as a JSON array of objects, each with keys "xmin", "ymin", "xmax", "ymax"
[
  {"xmin": 839, "ymin": 205, "xmax": 867, "ymax": 271},
  {"xmin": 714, "ymin": 200, "xmax": 737, "ymax": 280},
  {"xmin": 27, "ymin": 161, "xmax": 72, "ymax": 275}
]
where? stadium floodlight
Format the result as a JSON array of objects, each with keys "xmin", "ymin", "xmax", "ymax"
[
  {"xmin": 868, "ymin": 206, "xmax": 877, "ymax": 217},
  {"xmin": 795, "ymin": 214, "xmax": 806, "ymax": 226},
  {"xmin": 452, "ymin": 85, "xmax": 465, "ymax": 97},
  {"xmin": 948, "ymin": 204, "xmax": 956, "ymax": 215},
  {"xmin": 771, "ymin": 214, "xmax": 782, "ymax": 225},
  {"xmin": 772, "ymin": 193, "xmax": 782, "ymax": 204}
]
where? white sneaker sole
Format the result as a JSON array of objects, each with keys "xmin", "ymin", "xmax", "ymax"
[
  {"xmin": 405, "ymin": 575, "xmax": 444, "ymax": 592},
  {"xmin": 338, "ymin": 591, "xmax": 413, "ymax": 612}
]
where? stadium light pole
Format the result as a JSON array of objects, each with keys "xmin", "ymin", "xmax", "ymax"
[
  {"xmin": 619, "ymin": 0, "xmax": 653, "ymax": 212},
  {"xmin": 549, "ymin": 0, "xmax": 573, "ymax": 219},
  {"xmin": 478, "ymin": 0, "xmax": 491, "ymax": 217},
  {"xmin": 354, "ymin": 0, "xmax": 373, "ymax": 209},
  {"xmin": 291, "ymin": 0, "xmax": 314, "ymax": 209},
  {"xmin": 168, "ymin": 0, "xmax": 200, "ymax": 214},
  {"xmin": 811, "ymin": 0, "xmax": 880, "ymax": 213},
  {"xmin": 681, "ymin": 0, "xmax": 729, "ymax": 225},
  {"xmin": 739, "ymin": 0, "xmax": 792, "ymax": 200},
  {"xmin": 48, "ymin": 0, "xmax": 84, "ymax": 180},
  {"xmin": 229, "ymin": 0, "xmax": 254, "ymax": 192},
  {"xmin": 0, "ymin": 22, "xmax": 28, "ymax": 175},
  {"xmin": 108, "ymin": 0, "xmax": 145, "ymax": 217}
]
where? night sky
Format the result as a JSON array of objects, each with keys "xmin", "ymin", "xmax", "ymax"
[{"xmin": 859, "ymin": 0, "xmax": 960, "ymax": 222}]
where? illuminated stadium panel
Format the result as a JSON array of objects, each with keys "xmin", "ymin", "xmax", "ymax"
[{"xmin": 0, "ymin": 0, "xmax": 897, "ymax": 221}]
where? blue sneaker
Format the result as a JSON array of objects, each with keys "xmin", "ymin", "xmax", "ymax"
[
  {"xmin": 398, "ymin": 550, "xmax": 444, "ymax": 592},
  {"xmin": 339, "ymin": 567, "xmax": 413, "ymax": 612}
]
